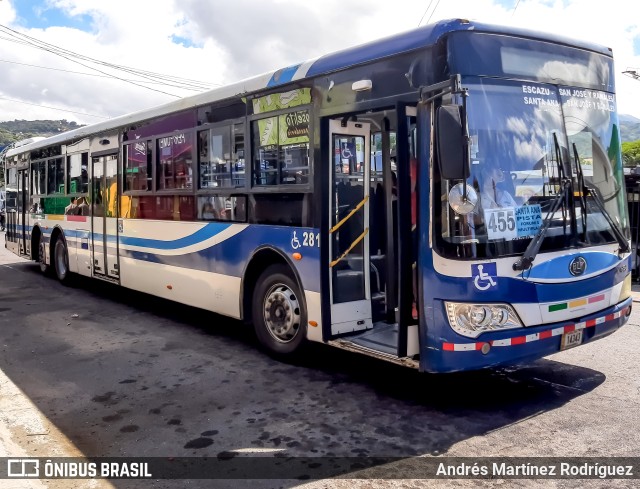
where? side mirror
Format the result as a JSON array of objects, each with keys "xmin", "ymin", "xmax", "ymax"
[{"xmin": 436, "ymin": 105, "xmax": 469, "ymax": 180}]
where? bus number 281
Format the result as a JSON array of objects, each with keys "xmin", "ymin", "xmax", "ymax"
[{"xmin": 302, "ymin": 232, "xmax": 320, "ymax": 247}]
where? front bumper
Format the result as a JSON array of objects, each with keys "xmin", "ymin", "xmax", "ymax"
[{"xmin": 422, "ymin": 297, "xmax": 632, "ymax": 373}]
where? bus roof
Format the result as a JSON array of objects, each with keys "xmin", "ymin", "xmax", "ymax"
[
  {"xmin": 306, "ymin": 18, "xmax": 612, "ymax": 77},
  {"xmin": 6, "ymin": 18, "xmax": 612, "ymax": 158}
]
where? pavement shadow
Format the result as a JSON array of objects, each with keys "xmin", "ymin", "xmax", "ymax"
[{"xmin": 0, "ymin": 263, "xmax": 606, "ymax": 487}]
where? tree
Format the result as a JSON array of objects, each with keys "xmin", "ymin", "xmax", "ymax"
[{"xmin": 622, "ymin": 140, "xmax": 640, "ymax": 167}]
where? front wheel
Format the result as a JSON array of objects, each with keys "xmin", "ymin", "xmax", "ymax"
[
  {"xmin": 252, "ymin": 264, "xmax": 307, "ymax": 355},
  {"xmin": 54, "ymin": 237, "xmax": 71, "ymax": 284}
]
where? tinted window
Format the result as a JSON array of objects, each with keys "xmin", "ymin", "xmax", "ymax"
[
  {"xmin": 125, "ymin": 141, "xmax": 152, "ymax": 192},
  {"xmin": 252, "ymin": 110, "xmax": 309, "ymax": 186},
  {"xmin": 122, "ymin": 195, "xmax": 195, "ymax": 220},
  {"xmin": 157, "ymin": 132, "xmax": 194, "ymax": 190},
  {"xmin": 198, "ymin": 196, "xmax": 247, "ymax": 222},
  {"xmin": 250, "ymin": 193, "xmax": 311, "ymax": 226},
  {"xmin": 67, "ymin": 153, "xmax": 88, "ymax": 194},
  {"xmin": 47, "ymin": 157, "xmax": 65, "ymax": 194},
  {"xmin": 31, "ymin": 161, "xmax": 46, "ymax": 195},
  {"xmin": 448, "ymin": 32, "xmax": 614, "ymax": 92},
  {"xmin": 198, "ymin": 123, "xmax": 245, "ymax": 189}
]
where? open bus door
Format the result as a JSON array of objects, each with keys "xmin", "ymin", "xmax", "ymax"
[
  {"xmin": 328, "ymin": 119, "xmax": 372, "ymax": 334},
  {"xmin": 91, "ymin": 153, "xmax": 120, "ymax": 280},
  {"xmin": 17, "ymin": 169, "xmax": 28, "ymax": 256},
  {"xmin": 324, "ymin": 107, "xmax": 420, "ymax": 363},
  {"xmin": 4, "ymin": 168, "xmax": 29, "ymax": 256}
]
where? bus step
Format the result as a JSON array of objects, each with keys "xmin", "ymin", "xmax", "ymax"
[
  {"xmin": 371, "ymin": 292, "xmax": 385, "ymax": 302},
  {"xmin": 328, "ymin": 336, "xmax": 419, "ymax": 369},
  {"xmin": 346, "ymin": 322, "xmax": 398, "ymax": 355}
]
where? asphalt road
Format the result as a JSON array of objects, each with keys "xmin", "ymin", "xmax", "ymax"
[{"xmin": 1, "ymin": 241, "xmax": 639, "ymax": 488}]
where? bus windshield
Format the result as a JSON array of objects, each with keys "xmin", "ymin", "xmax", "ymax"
[{"xmin": 435, "ymin": 77, "xmax": 628, "ymax": 259}]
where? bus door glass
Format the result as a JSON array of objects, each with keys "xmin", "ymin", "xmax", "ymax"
[
  {"xmin": 18, "ymin": 169, "xmax": 28, "ymax": 255},
  {"xmin": 329, "ymin": 119, "xmax": 372, "ymax": 334},
  {"xmin": 91, "ymin": 154, "xmax": 120, "ymax": 279}
]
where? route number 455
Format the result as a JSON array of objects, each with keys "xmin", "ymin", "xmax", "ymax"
[{"xmin": 485, "ymin": 208, "xmax": 517, "ymax": 240}]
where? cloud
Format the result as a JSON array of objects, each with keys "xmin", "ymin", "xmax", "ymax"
[
  {"xmin": 0, "ymin": 0, "xmax": 17, "ymax": 24},
  {"xmin": 0, "ymin": 0, "xmax": 639, "ymax": 126}
]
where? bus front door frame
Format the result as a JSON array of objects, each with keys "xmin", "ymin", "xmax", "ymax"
[
  {"xmin": 395, "ymin": 103, "xmax": 418, "ymax": 357},
  {"xmin": 91, "ymin": 152, "xmax": 120, "ymax": 281},
  {"xmin": 18, "ymin": 169, "xmax": 28, "ymax": 256},
  {"xmin": 328, "ymin": 119, "xmax": 373, "ymax": 335}
]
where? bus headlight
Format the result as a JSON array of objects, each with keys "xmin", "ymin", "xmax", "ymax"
[{"xmin": 445, "ymin": 302, "xmax": 523, "ymax": 338}]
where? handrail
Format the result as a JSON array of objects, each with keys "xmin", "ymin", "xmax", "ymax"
[
  {"xmin": 330, "ymin": 195, "xmax": 369, "ymax": 234},
  {"xmin": 330, "ymin": 228, "xmax": 368, "ymax": 268}
]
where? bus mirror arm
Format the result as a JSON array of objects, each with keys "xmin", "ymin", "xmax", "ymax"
[
  {"xmin": 435, "ymin": 103, "xmax": 470, "ymax": 181},
  {"xmin": 422, "ymin": 75, "xmax": 470, "ymax": 182},
  {"xmin": 418, "ymin": 75, "xmax": 463, "ymax": 103}
]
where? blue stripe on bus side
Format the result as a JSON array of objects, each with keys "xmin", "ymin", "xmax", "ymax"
[
  {"xmin": 119, "ymin": 225, "xmax": 322, "ymax": 293},
  {"xmin": 12, "ymin": 222, "xmax": 318, "ymax": 293},
  {"xmin": 119, "ymin": 222, "xmax": 231, "ymax": 250}
]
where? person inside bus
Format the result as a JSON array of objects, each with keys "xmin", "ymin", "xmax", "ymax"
[
  {"xmin": 64, "ymin": 197, "xmax": 78, "ymax": 215},
  {"xmin": 480, "ymin": 164, "xmax": 518, "ymax": 209},
  {"xmin": 201, "ymin": 201, "xmax": 217, "ymax": 220},
  {"xmin": 76, "ymin": 196, "xmax": 90, "ymax": 216}
]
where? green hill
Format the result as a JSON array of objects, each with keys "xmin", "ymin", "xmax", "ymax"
[
  {"xmin": 0, "ymin": 119, "xmax": 83, "ymax": 147},
  {"xmin": 621, "ymin": 121, "xmax": 640, "ymax": 142}
]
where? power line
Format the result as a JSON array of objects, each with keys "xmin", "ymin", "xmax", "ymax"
[
  {"xmin": 0, "ymin": 24, "xmax": 214, "ymax": 89},
  {"xmin": 0, "ymin": 25, "xmax": 181, "ymax": 97},
  {"xmin": 512, "ymin": 0, "xmax": 521, "ymax": 17},
  {"xmin": 0, "ymin": 24, "xmax": 216, "ymax": 95},
  {"xmin": 418, "ymin": 0, "xmax": 435, "ymax": 27},
  {"xmin": 424, "ymin": 0, "xmax": 441, "ymax": 26},
  {"xmin": 0, "ymin": 95, "xmax": 108, "ymax": 119},
  {"xmin": 0, "ymin": 58, "xmax": 213, "ymax": 91}
]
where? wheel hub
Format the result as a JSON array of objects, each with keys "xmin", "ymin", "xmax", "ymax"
[{"xmin": 263, "ymin": 284, "xmax": 301, "ymax": 343}]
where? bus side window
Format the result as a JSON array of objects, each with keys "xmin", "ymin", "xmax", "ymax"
[{"xmin": 250, "ymin": 194, "xmax": 309, "ymax": 226}]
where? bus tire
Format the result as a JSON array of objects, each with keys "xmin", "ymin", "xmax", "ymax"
[
  {"xmin": 252, "ymin": 264, "xmax": 307, "ymax": 355},
  {"xmin": 38, "ymin": 234, "xmax": 50, "ymax": 275},
  {"xmin": 54, "ymin": 236, "xmax": 71, "ymax": 284}
]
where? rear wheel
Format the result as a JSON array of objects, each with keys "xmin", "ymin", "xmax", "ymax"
[
  {"xmin": 252, "ymin": 264, "xmax": 307, "ymax": 355},
  {"xmin": 54, "ymin": 237, "xmax": 71, "ymax": 284},
  {"xmin": 38, "ymin": 234, "xmax": 49, "ymax": 274}
]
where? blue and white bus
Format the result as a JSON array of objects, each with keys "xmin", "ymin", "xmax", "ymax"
[{"xmin": 2, "ymin": 19, "xmax": 632, "ymax": 372}]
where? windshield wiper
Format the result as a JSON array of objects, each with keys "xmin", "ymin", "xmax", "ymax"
[
  {"xmin": 513, "ymin": 178, "xmax": 571, "ymax": 271},
  {"xmin": 572, "ymin": 143, "xmax": 629, "ymax": 254},
  {"xmin": 583, "ymin": 183, "xmax": 630, "ymax": 254},
  {"xmin": 573, "ymin": 143, "xmax": 589, "ymax": 244},
  {"xmin": 513, "ymin": 133, "xmax": 571, "ymax": 271}
]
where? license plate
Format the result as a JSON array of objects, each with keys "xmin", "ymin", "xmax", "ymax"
[{"xmin": 561, "ymin": 330, "xmax": 583, "ymax": 350}]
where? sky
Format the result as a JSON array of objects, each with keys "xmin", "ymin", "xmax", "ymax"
[{"xmin": 0, "ymin": 0, "xmax": 639, "ymax": 126}]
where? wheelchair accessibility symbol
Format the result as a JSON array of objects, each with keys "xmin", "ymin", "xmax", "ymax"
[
  {"xmin": 472, "ymin": 263, "xmax": 497, "ymax": 291},
  {"xmin": 291, "ymin": 231, "xmax": 301, "ymax": 250},
  {"xmin": 340, "ymin": 144, "xmax": 353, "ymax": 159}
]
